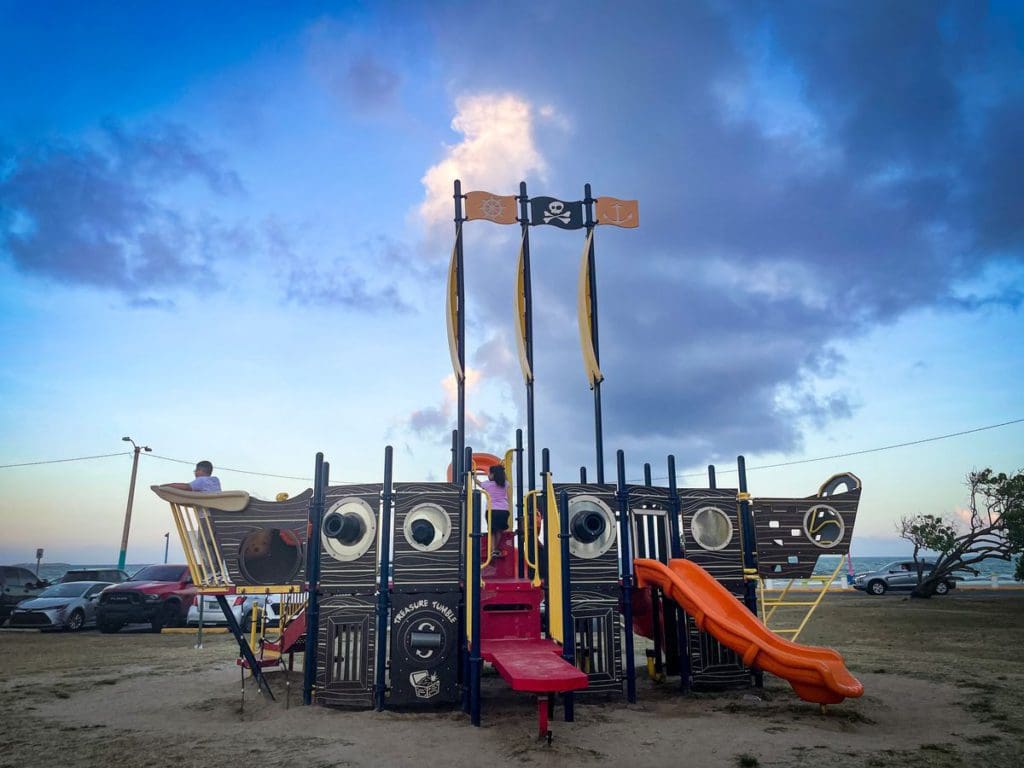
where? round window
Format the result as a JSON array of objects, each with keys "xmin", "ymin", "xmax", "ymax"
[
  {"xmin": 690, "ymin": 506, "xmax": 734, "ymax": 551},
  {"xmin": 238, "ymin": 527, "xmax": 303, "ymax": 585},
  {"xmin": 403, "ymin": 503, "xmax": 453, "ymax": 553},
  {"xmin": 567, "ymin": 496, "xmax": 616, "ymax": 559},
  {"xmin": 321, "ymin": 497, "xmax": 377, "ymax": 562},
  {"xmin": 803, "ymin": 504, "xmax": 845, "ymax": 548}
]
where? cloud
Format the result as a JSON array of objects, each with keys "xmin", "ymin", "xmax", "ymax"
[
  {"xmin": 306, "ymin": 19, "xmax": 404, "ymax": 114},
  {"xmin": 418, "ymin": 93, "xmax": 551, "ymax": 239},
  {"xmin": 281, "ymin": 228, "xmax": 431, "ymax": 312},
  {"xmin": 0, "ymin": 123, "xmax": 244, "ymax": 302},
  {"xmin": 396, "ymin": 2, "xmax": 1023, "ymax": 472}
]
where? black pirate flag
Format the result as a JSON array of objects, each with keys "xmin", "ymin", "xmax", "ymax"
[{"xmin": 529, "ymin": 196, "xmax": 584, "ymax": 229}]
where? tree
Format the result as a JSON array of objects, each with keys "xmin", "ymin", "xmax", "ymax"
[{"xmin": 896, "ymin": 468, "xmax": 1024, "ymax": 597}]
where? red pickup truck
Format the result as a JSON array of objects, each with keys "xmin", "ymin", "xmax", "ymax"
[{"xmin": 96, "ymin": 564, "xmax": 197, "ymax": 633}]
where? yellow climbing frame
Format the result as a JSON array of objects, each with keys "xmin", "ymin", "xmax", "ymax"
[{"xmin": 758, "ymin": 554, "xmax": 848, "ymax": 642}]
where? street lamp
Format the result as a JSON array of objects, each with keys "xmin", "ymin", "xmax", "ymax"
[{"xmin": 118, "ymin": 436, "xmax": 152, "ymax": 570}]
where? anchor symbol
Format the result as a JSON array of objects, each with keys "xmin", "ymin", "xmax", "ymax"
[{"xmin": 603, "ymin": 203, "xmax": 634, "ymax": 227}]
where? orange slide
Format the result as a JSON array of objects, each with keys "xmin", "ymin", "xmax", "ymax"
[{"xmin": 634, "ymin": 558, "xmax": 863, "ymax": 705}]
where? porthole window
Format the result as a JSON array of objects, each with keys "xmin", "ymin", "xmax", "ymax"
[
  {"xmin": 567, "ymin": 496, "xmax": 616, "ymax": 559},
  {"xmin": 238, "ymin": 527, "xmax": 303, "ymax": 585},
  {"xmin": 803, "ymin": 505, "xmax": 845, "ymax": 549},
  {"xmin": 321, "ymin": 497, "xmax": 377, "ymax": 562},
  {"xmin": 690, "ymin": 506, "xmax": 733, "ymax": 551},
  {"xmin": 403, "ymin": 503, "xmax": 453, "ymax": 552}
]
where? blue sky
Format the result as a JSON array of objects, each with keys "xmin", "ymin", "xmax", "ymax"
[{"xmin": 1, "ymin": 1, "xmax": 1022, "ymax": 565}]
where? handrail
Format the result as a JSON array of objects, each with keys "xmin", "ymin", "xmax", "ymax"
[
  {"xmin": 522, "ymin": 490, "xmax": 542, "ymax": 586},
  {"xmin": 472, "ymin": 477, "xmax": 495, "ymax": 570}
]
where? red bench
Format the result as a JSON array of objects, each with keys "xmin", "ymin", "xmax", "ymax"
[{"xmin": 481, "ymin": 638, "xmax": 588, "ymax": 738}]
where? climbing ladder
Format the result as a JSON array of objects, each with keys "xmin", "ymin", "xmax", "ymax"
[{"xmin": 757, "ymin": 555, "xmax": 848, "ymax": 641}]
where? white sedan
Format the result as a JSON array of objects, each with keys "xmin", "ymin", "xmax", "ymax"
[{"xmin": 187, "ymin": 593, "xmax": 280, "ymax": 631}]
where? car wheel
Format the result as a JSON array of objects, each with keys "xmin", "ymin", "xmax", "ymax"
[
  {"xmin": 99, "ymin": 620, "xmax": 122, "ymax": 634},
  {"xmin": 867, "ymin": 580, "xmax": 887, "ymax": 596},
  {"xmin": 65, "ymin": 609, "xmax": 85, "ymax": 632},
  {"xmin": 934, "ymin": 581, "xmax": 949, "ymax": 595},
  {"xmin": 153, "ymin": 601, "xmax": 182, "ymax": 632}
]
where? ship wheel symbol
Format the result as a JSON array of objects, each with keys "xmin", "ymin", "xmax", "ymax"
[{"xmin": 479, "ymin": 197, "xmax": 508, "ymax": 221}]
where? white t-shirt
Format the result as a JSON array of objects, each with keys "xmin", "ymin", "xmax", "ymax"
[{"xmin": 190, "ymin": 475, "xmax": 222, "ymax": 492}]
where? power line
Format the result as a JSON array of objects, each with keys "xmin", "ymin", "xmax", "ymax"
[
  {"xmin": 640, "ymin": 417, "xmax": 1024, "ymax": 483},
  {"xmin": 0, "ymin": 451, "xmax": 130, "ymax": 469},
  {"xmin": 3, "ymin": 417, "xmax": 1020, "ymax": 483},
  {"xmin": 143, "ymin": 453, "xmax": 314, "ymax": 483}
]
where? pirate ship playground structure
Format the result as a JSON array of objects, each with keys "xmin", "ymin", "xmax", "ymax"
[{"xmin": 152, "ymin": 182, "xmax": 864, "ymax": 740}]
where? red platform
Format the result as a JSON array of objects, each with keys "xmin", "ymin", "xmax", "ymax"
[{"xmin": 481, "ymin": 638, "xmax": 589, "ymax": 693}]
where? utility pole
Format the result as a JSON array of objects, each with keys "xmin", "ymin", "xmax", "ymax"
[
  {"xmin": 118, "ymin": 437, "xmax": 151, "ymax": 570},
  {"xmin": 163, "ymin": 533, "xmax": 169, "ymax": 564}
]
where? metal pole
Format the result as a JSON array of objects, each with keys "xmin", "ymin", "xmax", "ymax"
[
  {"xmin": 375, "ymin": 446, "xmax": 394, "ymax": 710},
  {"xmin": 163, "ymin": 533, "xmax": 169, "ymax": 564},
  {"xmin": 667, "ymin": 455, "xmax": 691, "ymax": 693},
  {"xmin": 515, "ymin": 429, "xmax": 525, "ymax": 579},
  {"xmin": 518, "ymin": 182, "xmax": 538, "ymax": 493},
  {"xmin": 303, "ymin": 453, "xmax": 326, "ymax": 706},
  {"xmin": 558, "ymin": 490, "xmax": 576, "ymax": 722},
  {"xmin": 584, "ymin": 184, "xmax": 604, "ymax": 483},
  {"xmin": 737, "ymin": 456, "xmax": 758, "ymax": 615},
  {"xmin": 454, "ymin": 181, "xmax": 466, "ymax": 479},
  {"xmin": 541, "ymin": 449, "xmax": 551, "ymax": 633},
  {"xmin": 707, "ymin": 464, "xmax": 717, "ymax": 489},
  {"xmin": 117, "ymin": 445, "xmax": 142, "ymax": 570},
  {"xmin": 469, "ymin": 482, "xmax": 483, "ymax": 726},
  {"xmin": 737, "ymin": 455, "xmax": 762, "ymax": 689},
  {"xmin": 616, "ymin": 450, "xmax": 636, "ymax": 703}
]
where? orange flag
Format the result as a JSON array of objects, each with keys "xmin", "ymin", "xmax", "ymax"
[
  {"xmin": 595, "ymin": 197, "xmax": 639, "ymax": 228},
  {"xmin": 465, "ymin": 191, "xmax": 518, "ymax": 224}
]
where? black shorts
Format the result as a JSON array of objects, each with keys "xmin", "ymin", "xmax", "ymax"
[{"xmin": 490, "ymin": 509, "xmax": 510, "ymax": 532}]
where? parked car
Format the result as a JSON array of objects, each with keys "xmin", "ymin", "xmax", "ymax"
[
  {"xmin": 8, "ymin": 581, "xmax": 111, "ymax": 631},
  {"xmin": 187, "ymin": 593, "xmax": 279, "ymax": 631},
  {"xmin": 1, "ymin": 566, "xmax": 49, "ymax": 625},
  {"xmin": 58, "ymin": 568, "xmax": 130, "ymax": 584},
  {"xmin": 852, "ymin": 560, "xmax": 958, "ymax": 595},
  {"xmin": 96, "ymin": 564, "xmax": 196, "ymax": 633}
]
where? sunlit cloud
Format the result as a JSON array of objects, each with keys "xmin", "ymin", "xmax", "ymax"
[{"xmin": 418, "ymin": 93, "xmax": 550, "ymax": 239}]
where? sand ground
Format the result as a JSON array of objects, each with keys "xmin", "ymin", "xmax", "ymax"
[{"xmin": 1, "ymin": 590, "xmax": 1022, "ymax": 768}]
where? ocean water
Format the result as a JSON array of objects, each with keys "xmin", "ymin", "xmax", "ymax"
[
  {"xmin": 814, "ymin": 554, "xmax": 1018, "ymax": 584},
  {"xmin": 16, "ymin": 563, "xmax": 151, "ymax": 584}
]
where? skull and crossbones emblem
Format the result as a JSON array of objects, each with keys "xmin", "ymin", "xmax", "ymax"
[{"xmin": 543, "ymin": 200, "xmax": 571, "ymax": 225}]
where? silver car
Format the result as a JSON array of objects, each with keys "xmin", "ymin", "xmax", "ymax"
[
  {"xmin": 8, "ymin": 581, "xmax": 111, "ymax": 630},
  {"xmin": 852, "ymin": 560, "xmax": 957, "ymax": 596}
]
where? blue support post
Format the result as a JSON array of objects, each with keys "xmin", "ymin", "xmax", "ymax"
[
  {"xmin": 667, "ymin": 455, "xmax": 691, "ymax": 693},
  {"xmin": 737, "ymin": 455, "xmax": 763, "ymax": 689},
  {"xmin": 616, "ymin": 450, "xmax": 636, "ymax": 703},
  {"xmin": 461, "ymin": 446, "xmax": 473, "ymax": 713},
  {"xmin": 540, "ymin": 448, "xmax": 551, "ymax": 634},
  {"xmin": 375, "ymin": 446, "xmax": 394, "ymax": 710},
  {"xmin": 515, "ymin": 428, "xmax": 525, "ymax": 579},
  {"xmin": 558, "ymin": 490, "xmax": 576, "ymax": 722},
  {"xmin": 303, "ymin": 453, "xmax": 327, "ymax": 706},
  {"xmin": 469, "ymin": 483, "xmax": 483, "ymax": 726}
]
